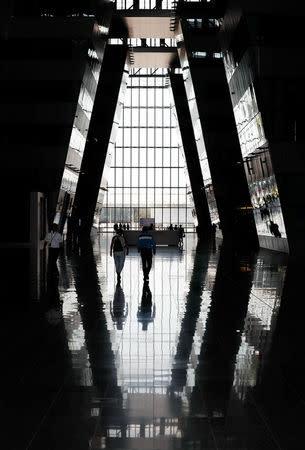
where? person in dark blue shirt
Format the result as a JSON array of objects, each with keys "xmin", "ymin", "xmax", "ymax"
[{"xmin": 137, "ymin": 226, "xmax": 156, "ymax": 282}]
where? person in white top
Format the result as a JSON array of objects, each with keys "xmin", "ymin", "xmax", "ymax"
[{"xmin": 44, "ymin": 223, "xmax": 63, "ymax": 275}]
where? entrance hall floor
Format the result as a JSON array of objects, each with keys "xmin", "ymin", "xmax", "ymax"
[{"xmin": 2, "ymin": 234, "xmax": 305, "ymax": 449}]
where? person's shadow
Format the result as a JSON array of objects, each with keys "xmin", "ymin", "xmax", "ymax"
[
  {"xmin": 110, "ymin": 283, "xmax": 128, "ymax": 330},
  {"xmin": 137, "ymin": 282, "xmax": 156, "ymax": 331}
]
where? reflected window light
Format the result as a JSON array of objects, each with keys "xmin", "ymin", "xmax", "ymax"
[
  {"xmin": 98, "ymin": 25, "xmax": 109, "ymax": 34},
  {"xmin": 88, "ymin": 49, "xmax": 98, "ymax": 60},
  {"xmin": 192, "ymin": 51, "xmax": 207, "ymax": 58},
  {"xmin": 108, "ymin": 38, "xmax": 123, "ymax": 45}
]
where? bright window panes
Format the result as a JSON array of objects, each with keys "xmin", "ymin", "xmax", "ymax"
[
  {"xmin": 172, "ymin": 191, "xmax": 179, "ymax": 205},
  {"xmin": 155, "ymin": 130, "xmax": 163, "ymax": 147},
  {"xmin": 132, "ymin": 168, "xmax": 138, "ymax": 187},
  {"xmin": 132, "ymin": 128, "xmax": 138, "ymax": 146},
  {"xmin": 156, "ymin": 108, "xmax": 163, "ymax": 126},
  {"xmin": 164, "ymin": 130, "xmax": 171, "ymax": 146},
  {"xmin": 140, "ymin": 111, "xmax": 147, "ymax": 127},
  {"xmin": 102, "ymin": 68, "xmax": 195, "ymax": 230},
  {"xmin": 124, "ymin": 108, "xmax": 131, "ymax": 126},
  {"xmin": 116, "ymin": 148, "xmax": 123, "ymax": 166},
  {"xmin": 147, "ymin": 187, "xmax": 154, "ymax": 203},
  {"xmin": 147, "ymin": 128, "xmax": 154, "ymax": 144},
  {"xmin": 164, "ymin": 108, "xmax": 171, "ymax": 125},
  {"xmin": 140, "ymin": 129, "xmax": 146, "ymax": 147},
  {"xmin": 140, "ymin": 168, "xmax": 147, "ymax": 187},
  {"xmin": 124, "ymin": 168, "xmax": 131, "ymax": 187},
  {"xmin": 172, "ymin": 168, "xmax": 178, "ymax": 185},
  {"xmin": 132, "ymin": 148, "xmax": 138, "ymax": 166},
  {"xmin": 164, "ymin": 148, "xmax": 171, "ymax": 166},
  {"xmin": 147, "ymin": 148, "xmax": 154, "ymax": 166},
  {"xmin": 155, "ymin": 188, "xmax": 163, "ymax": 206},
  {"xmin": 156, "ymin": 168, "xmax": 163, "ymax": 185},
  {"xmin": 171, "ymin": 148, "xmax": 179, "ymax": 166},
  {"xmin": 140, "ymin": 148, "xmax": 146, "ymax": 167},
  {"xmin": 124, "ymin": 128, "xmax": 131, "ymax": 144},
  {"xmin": 116, "ymin": 168, "xmax": 122, "ymax": 187},
  {"xmin": 124, "ymin": 188, "xmax": 130, "ymax": 203},
  {"xmin": 148, "ymin": 109, "xmax": 154, "ymax": 125},
  {"xmin": 163, "ymin": 169, "xmax": 171, "ymax": 187},
  {"xmin": 147, "ymin": 168, "xmax": 154, "ymax": 186},
  {"xmin": 123, "ymin": 147, "xmax": 131, "ymax": 166}
]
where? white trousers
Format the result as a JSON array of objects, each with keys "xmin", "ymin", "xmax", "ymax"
[{"xmin": 113, "ymin": 251, "xmax": 126, "ymax": 275}]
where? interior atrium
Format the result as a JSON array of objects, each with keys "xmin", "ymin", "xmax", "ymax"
[{"xmin": 1, "ymin": 1, "xmax": 304, "ymax": 449}]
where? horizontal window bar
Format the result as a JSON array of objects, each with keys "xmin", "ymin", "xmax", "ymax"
[
  {"xmin": 127, "ymin": 86, "xmax": 168, "ymax": 89},
  {"xmin": 123, "ymin": 106, "xmax": 171, "ymax": 109},
  {"xmin": 118, "ymin": 126, "xmax": 175, "ymax": 129}
]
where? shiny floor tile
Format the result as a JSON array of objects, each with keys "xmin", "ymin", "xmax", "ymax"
[{"xmin": 2, "ymin": 234, "xmax": 305, "ymax": 449}]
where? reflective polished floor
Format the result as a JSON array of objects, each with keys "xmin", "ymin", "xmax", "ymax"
[{"xmin": 2, "ymin": 234, "xmax": 305, "ymax": 449}]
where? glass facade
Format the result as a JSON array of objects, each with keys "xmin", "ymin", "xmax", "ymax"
[
  {"xmin": 244, "ymin": 148, "xmax": 287, "ymax": 239},
  {"xmin": 223, "ymin": 48, "xmax": 287, "ymax": 241},
  {"xmin": 57, "ymin": 47, "xmax": 103, "ymax": 220},
  {"xmin": 229, "ymin": 80, "xmax": 287, "ymax": 240},
  {"xmin": 100, "ymin": 68, "xmax": 195, "ymax": 231}
]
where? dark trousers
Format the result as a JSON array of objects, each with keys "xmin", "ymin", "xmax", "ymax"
[
  {"xmin": 48, "ymin": 248, "xmax": 60, "ymax": 274},
  {"xmin": 140, "ymin": 249, "xmax": 153, "ymax": 279}
]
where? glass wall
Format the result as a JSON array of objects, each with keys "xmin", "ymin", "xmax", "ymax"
[
  {"xmin": 57, "ymin": 47, "xmax": 103, "ymax": 220},
  {"xmin": 230, "ymin": 82, "xmax": 287, "ymax": 240},
  {"xmin": 101, "ymin": 68, "xmax": 195, "ymax": 231}
]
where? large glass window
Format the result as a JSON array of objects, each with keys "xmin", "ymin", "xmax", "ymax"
[{"xmin": 101, "ymin": 68, "xmax": 194, "ymax": 230}]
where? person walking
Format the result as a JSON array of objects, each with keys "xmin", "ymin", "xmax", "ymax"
[
  {"xmin": 137, "ymin": 226, "xmax": 156, "ymax": 282},
  {"xmin": 44, "ymin": 222, "xmax": 63, "ymax": 275},
  {"xmin": 177, "ymin": 224, "xmax": 185, "ymax": 250},
  {"xmin": 110, "ymin": 228, "xmax": 129, "ymax": 283}
]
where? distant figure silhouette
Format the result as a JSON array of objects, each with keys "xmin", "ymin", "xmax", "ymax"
[
  {"xmin": 269, "ymin": 220, "xmax": 281, "ymax": 238},
  {"xmin": 137, "ymin": 282, "xmax": 156, "ymax": 331},
  {"xmin": 260, "ymin": 206, "xmax": 270, "ymax": 220}
]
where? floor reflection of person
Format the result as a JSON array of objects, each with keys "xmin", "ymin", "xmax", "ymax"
[
  {"xmin": 137, "ymin": 282, "xmax": 156, "ymax": 331},
  {"xmin": 110, "ymin": 283, "xmax": 128, "ymax": 330},
  {"xmin": 44, "ymin": 276, "xmax": 63, "ymax": 325}
]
